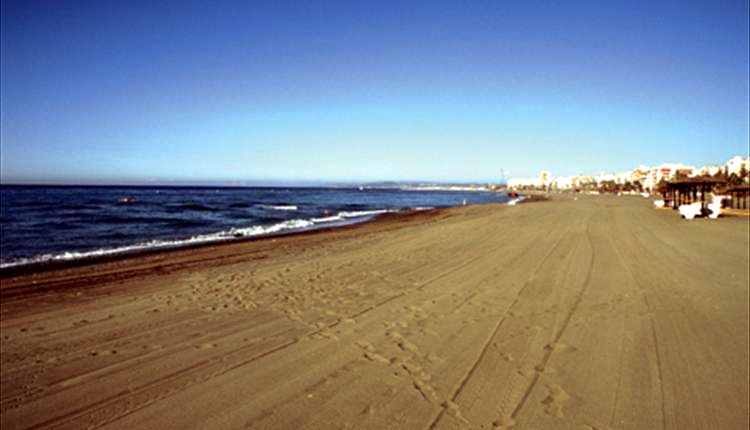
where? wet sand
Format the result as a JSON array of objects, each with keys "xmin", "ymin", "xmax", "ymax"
[{"xmin": 1, "ymin": 194, "xmax": 748, "ymax": 430}]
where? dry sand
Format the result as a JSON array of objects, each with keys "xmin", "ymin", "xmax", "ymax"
[{"xmin": 1, "ymin": 194, "xmax": 748, "ymax": 430}]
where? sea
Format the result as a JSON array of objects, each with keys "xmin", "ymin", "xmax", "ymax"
[{"xmin": 0, "ymin": 185, "xmax": 509, "ymax": 269}]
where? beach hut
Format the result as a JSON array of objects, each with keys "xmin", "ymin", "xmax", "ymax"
[
  {"xmin": 723, "ymin": 185, "xmax": 750, "ymax": 210},
  {"xmin": 659, "ymin": 178, "xmax": 729, "ymax": 219},
  {"xmin": 661, "ymin": 178, "xmax": 725, "ymax": 211}
]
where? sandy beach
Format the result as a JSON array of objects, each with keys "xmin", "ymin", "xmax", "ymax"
[{"xmin": 1, "ymin": 194, "xmax": 748, "ymax": 430}]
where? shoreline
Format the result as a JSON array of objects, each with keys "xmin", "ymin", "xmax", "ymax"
[
  {"xmin": 0, "ymin": 192, "xmax": 537, "ymax": 282},
  {"xmin": 0, "ymin": 207, "xmax": 446, "ymax": 279},
  {"xmin": 0, "ymin": 186, "xmax": 515, "ymax": 276},
  {"xmin": 0, "ymin": 206, "xmax": 459, "ymax": 298}
]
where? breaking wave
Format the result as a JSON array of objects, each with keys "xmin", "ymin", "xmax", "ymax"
[{"xmin": 0, "ymin": 209, "xmax": 399, "ymax": 269}]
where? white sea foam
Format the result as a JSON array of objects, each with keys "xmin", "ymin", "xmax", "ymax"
[
  {"xmin": 338, "ymin": 209, "xmax": 392, "ymax": 218},
  {"xmin": 0, "ymin": 209, "xmax": 402, "ymax": 270},
  {"xmin": 260, "ymin": 204, "xmax": 298, "ymax": 211},
  {"xmin": 311, "ymin": 209, "xmax": 396, "ymax": 224},
  {"xmin": 310, "ymin": 215, "xmax": 343, "ymax": 223},
  {"xmin": 230, "ymin": 219, "xmax": 314, "ymax": 237}
]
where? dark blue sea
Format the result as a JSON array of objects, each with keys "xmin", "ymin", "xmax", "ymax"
[{"xmin": 0, "ymin": 185, "xmax": 509, "ymax": 268}]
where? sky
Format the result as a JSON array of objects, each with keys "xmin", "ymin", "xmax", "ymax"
[{"xmin": 1, "ymin": 0, "xmax": 749, "ymax": 185}]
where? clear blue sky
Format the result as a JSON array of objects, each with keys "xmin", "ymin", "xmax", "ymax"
[{"xmin": 2, "ymin": 0, "xmax": 748, "ymax": 184}]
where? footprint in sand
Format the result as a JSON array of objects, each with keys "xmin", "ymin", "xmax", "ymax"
[
  {"xmin": 544, "ymin": 342, "xmax": 577, "ymax": 353},
  {"xmin": 412, "ymin": 378, "xmax": 438, "ymax": 403},
  {"xmin": 517, "ymin": 365, "xmax": 535, "ymax": 377},
  {"xmin": 353, "ymin": 340, "xmax": 390, "ymax": 364},
  {"xmin": 195, "ymin": 343, "xmax": 219, "ymax": 349},
  {"xmin": 425, "ymin": 353, "xmax": 444, "ymax": 364},
  {"xmin": 397, "ymin": 338, "xmax": 420, "ymax": 354},
  {"xmin": 311, "ymin": 330, "xmax": 339, "ymax": 341},
  {"xmin": 362, "ymin": 351, "xmax": 390, "ymax": 364},
  {"xmin": 492, "ymin": 415, "xmax": 516, "ymax": 429},
  {"xmin": 91, "ymin": 350, "xmax": 118, "ymax": 356},
  {"xmin": 408, "ymin": 305, "xmax": 428, "ymax": 321},
  {"xmin": 541, "ymin": 384, "xmax": 571, "ymax": 418},
  {"xmin": 441, "ymin": 400, "xmax": 470, "ymax": 424},
  {"xmin": 353, "ymin": 340, "xmax": 375, "ymax": 352}
]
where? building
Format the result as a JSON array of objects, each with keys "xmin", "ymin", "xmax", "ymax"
[
  {"xmin": 630, "ymin": 167, "xmax": 650, "ymax": 188},
  {"xmin": 538, "ymin": 170, "xmax": 552, "ymax": 188},
  {"xmin": 726, "ymin": 155, "xmax": 750, "ymax": 176},
  {"xmin": 551, "ymin": 176, "xmax": 575, "ymax": 190},
  {"xmin": 508, "ymin": 156, "xmax": 746, "ymax": 193},
  {"xmin": 507, "ymin": 177, "xmax": 539, "ymax": 189},
  {"xmin": 697, "ymin": 165, "xmax": 722, "ymax": 176},
  {"xmin": 642, "ymin": 163, "xmax": 695, "ymax": 191}
]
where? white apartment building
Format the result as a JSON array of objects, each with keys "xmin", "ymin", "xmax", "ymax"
[
  {"xmin": 642, "ymin": 163, "xmax": 695, "ymax": 191},
  {"xmin": 552, "ymin": 176, "xmax": 575, "ymax": 190},
  {"xmin": 508, "ymin": 155, "xmax": 747, "ymax": 192},
  {"xmin": 726, "ymin": 155, "xmax": 750, "ymax": 175},
  {"xmin": 508, "ymin": 170, "xmax": 553, "ymax": 189},
  {"xmin": 697, "ymin": 165, "xmax": 722, "ymax": 176}
]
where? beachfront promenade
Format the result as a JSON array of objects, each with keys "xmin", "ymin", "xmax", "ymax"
[{"xmin": 1, "ymin": 194, "xmax": 748, "ymax": 429}]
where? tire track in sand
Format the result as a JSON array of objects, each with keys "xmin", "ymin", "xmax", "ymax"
[
  {"xmin": 426, "ymin": 225, "xmax": 572, "ymax": 430},
  {"xmin": 507, "ymin": 221, "xmax": 596, "ymax": 421},
  {"xmin": 609, "ymin": 220, "xmax": 669, "ymax": 430},
  {"xmin": 38, "ymin": 232, "xmax": 525, "ymax": 430}
]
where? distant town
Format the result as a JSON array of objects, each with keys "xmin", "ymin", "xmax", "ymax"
[
  {"xmin": 371, "ymin": 155, "xmax": 750, "ymax": 194},
  {"xmin": 506, "ymin": 155, "xmax": 750, "ymax": 193}
]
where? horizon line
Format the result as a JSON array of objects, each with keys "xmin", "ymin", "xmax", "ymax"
[{"xmin": 0, "ymin": 179, "xmax": 507, "ymax": 188}]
